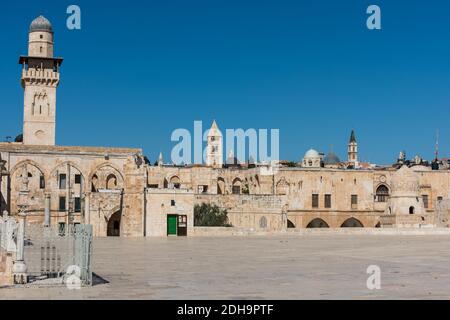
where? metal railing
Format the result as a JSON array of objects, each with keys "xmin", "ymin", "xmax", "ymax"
[{"xmin": 23, "ymin": 224, "xmax": 93, "ymax": 286}]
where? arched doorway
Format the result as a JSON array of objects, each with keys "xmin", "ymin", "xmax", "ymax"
[
  {"xmin": 306, "ymin": 218, "xmax": 329, "ymax": 228},
  {"xmin": 341, "ymin": 217, "xmax": 364, "ymax": 228},
  {"xmin": 409, "ymin": 206, "xmax": 415, "ymax": 214},
  {"xmin": 107, "ymin": 211, "xmax": 121, "ymax": 236}
]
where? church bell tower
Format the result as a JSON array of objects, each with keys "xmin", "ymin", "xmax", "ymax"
[
  {"xmin": 20, "ymin": 15, "xmax": 63, "ymax": 145},
  {"xmin": 206, "ymin": 120, "xmax": 223, "ymax": 168},
  {"xmin": 348, "ymin": 130, "xmax": 358, "ymax": 167}
]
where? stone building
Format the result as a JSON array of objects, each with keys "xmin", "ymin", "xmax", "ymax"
[{"xmin": 0, "ymin": 16, "xmax": 449, "ymax": 238}]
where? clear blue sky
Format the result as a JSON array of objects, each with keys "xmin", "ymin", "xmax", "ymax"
[{"xmin": 1, "ymin": 0, "xmax": 449, "ymax": 164}]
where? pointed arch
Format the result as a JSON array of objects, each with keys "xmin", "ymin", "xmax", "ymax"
[
  {"xmin": 10, "ymin": 160, "xmax": 46, "ymax": 179},
  {"xmin": 88, "ymin": 162, "xmax": 124, "ymax": 182},
  {"xmin": 276, "ymin": 177, "xmax": 289, "ymax": 195},
  {"xmin": 232, "ymin": 177, "xmax": 242, "ymax": 194},
  {"xmin": 50, "ymin": 161, "xmax": 85, "ymax": 180},
  {"xmin": 217, "ymin": 177, "xmax": 226, "ymax": 195},
  {"xmin": 375, "ymin": 184, "xmax": 390, "ymax": 202},
  {"xmin": 341, "ymin": 217, "xmax": 364, "ymax": 228},
  {"xmin": 306, "ymin": 218, "xmax": 329, "ymax": 228},
  {"xmin": 168, "ymin": 175, "xmax": 181, "ymax": 189}
]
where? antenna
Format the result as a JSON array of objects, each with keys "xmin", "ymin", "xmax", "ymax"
[{"xmin": 435, "ymin": 129, "xmax": 439, "ymax": 161}]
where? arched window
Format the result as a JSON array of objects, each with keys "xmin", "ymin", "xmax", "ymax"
[
  {"xmin": 169, "ymin": 176, "xmax": 181, "ymax": 189},
  {"xmin": 232, "ymin": 178, "xmax": 242, "ymax": 194},
  {"xmin": 409, "ymin": 206, "xmax": 415, "ymax": 215},
  {"xmin": 91, "ymin": 174, "xmax": 99, "ymax": 192},
  {"xmin": 276, "ymin": 179, "xmax": 289, "ymax": 195},
  {"xmin": 106, "ymin": 174, "xmax": 118, "ymax": 190},
  {"xmin": 375, "ymin": 185, "xmax": 389, "ymax": 202},
  {"xmin": 306, "ymin": 218, "xmax": 329, "ymax": 228},
  {"xmin": 217, "ymin": 177, "xmax": 225, "ymax": 195}
]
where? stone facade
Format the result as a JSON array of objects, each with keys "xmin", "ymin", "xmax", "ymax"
[{"xmin": 0, "ymin": 16, "xmax": 449, "ymax": 238}]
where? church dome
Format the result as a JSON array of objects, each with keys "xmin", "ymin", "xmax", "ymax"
[
  {"xmin": 391, "ymin": 165, "xmax": 420, "ymax": 196},
  {"xmin": 304, "ymin": 149, "xmax": 319, "ymax": 159},
  {"xmin": 323, "ymin": 152, "xmax": 341, "ymax": 165},
  {"xmin": 29, "ymin": 15, "xmax": 53, "ymax": 33}
]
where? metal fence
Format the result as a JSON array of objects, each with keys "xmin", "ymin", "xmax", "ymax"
[{"xmin": 24, "ymin": 223, "xmax": 93, "ymax": 286}]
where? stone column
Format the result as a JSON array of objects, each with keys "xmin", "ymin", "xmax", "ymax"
[
  {"xmin": 13, "ymin": 211, "xmax": 27, "ymax": 284},
  {"xmin": 44, "ymin": 193, "xmax": 51, "ymax": 227},
  {"xmin": 13, "ymin": 165, "xmax": 29, "ymax": 284},
  {"xmin": 84, "ymin": 192, "xmax": 90, "ymax": 224}
]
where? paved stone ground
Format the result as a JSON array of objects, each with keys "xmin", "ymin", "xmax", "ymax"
[{"xmin": 2, "ymin": 235, "xmax": 450, "ymax": 299}]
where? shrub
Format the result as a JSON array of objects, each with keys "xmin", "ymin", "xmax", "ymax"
[{"xmin": 194, "ymin": 203, "xmax": 232, "ymax": 227}]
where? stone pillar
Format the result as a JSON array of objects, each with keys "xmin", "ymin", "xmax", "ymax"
[
  {"xmin": 84, "ymin": 192, "xmax": 90, "ymax": 224},
  {"xmin": 44, "ymin": 193, "xmax": 51, "ymax": 227},
  {"xmin": 12, "ymin": 212, "xmax": 27, "ymax": 284},
  {"xmin": 13, "ymin": 165, "xmax": 29, "ymax": 283}
]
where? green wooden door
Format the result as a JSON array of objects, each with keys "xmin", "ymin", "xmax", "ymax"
[{"xmin": 167, "ymin": 215, "xmax": 178, "ymax": 236}]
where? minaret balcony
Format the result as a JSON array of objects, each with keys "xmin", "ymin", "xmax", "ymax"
[{"xmin": 21, "ymin": 68, "xmax": 60, "ymax": 86}]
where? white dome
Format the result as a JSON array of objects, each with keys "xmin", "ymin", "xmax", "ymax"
[{"xmin": 304, "ymin": 149, "xmax": 319, "ymax": 159}]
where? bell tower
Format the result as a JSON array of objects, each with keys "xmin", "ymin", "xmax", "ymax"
[
  {"xmin": 347, "ymin": 130, "xmax": 358, "ymax": 167},
  {"xmin": 20, "ymin": 15, "xmax": 63, "ymax": 146},
  {"xmin": 206, "ymin": 120, "xmax": 223, "ymax": 168}
]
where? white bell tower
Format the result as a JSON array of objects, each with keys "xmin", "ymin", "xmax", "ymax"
[{"xmin": 206, "ymin": 120, "xmax": 223, "ymax": 168}]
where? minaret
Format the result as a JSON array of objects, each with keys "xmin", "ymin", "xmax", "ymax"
[
  {"xmin": 20, "ymin": 16, "xmax": 63, "ymax": 146},
  {"xmin": 158, "ymin": 152, "xmax": 164, "ymax": 167},
  {"xmin": 348, "ymin": 130, "xmax": 358, "ymax": 167},
  {"xmin": 205, "ymin": 120, "xmax": 223, "ymax": 168}
]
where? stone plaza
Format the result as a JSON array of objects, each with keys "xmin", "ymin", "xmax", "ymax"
[{"xmin": 2, "ymin": 233, "xmax": 450, "ymax": 299}]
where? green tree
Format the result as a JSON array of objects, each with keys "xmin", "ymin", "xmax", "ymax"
[{"xmin": 194, "ymin": 203, "xmax": 232, "ymax": 227}]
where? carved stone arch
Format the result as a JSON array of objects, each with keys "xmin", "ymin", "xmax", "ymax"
[
  {"xmin": 168, "ymin": 175, "xmax": 181, "ymax": 189},
  {"xmin": 232, "ymin": 177, "xmax": 242, "ymax": 194},
  {"xmin": 276, "ymin": 177, "xmax": 289, "ymax": 195},
  {"xmin": 50, "ymin": 161, "xmax": 85, "ymax": 180},
  {"xmin": 103, "ymin": 205, "xmax": 122, "ymax": 221},
  {"xmin": 10, "ymin": 160, "xmax": 47, "ymax": 180},
  {"xmin": 88, "ymin": 162, "xmax": 124, "ymax": 183},
  {"xmin": 10, "ymin": 160, "xmax": 48, "ymax": 191},
  {"xmin": 89, "ymin": 163, "xmax": 124, "ymax": 191}
]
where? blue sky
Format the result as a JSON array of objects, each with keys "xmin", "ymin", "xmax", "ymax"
[{"xmin": 1, "ymin": 0, "xmax": 449, "ymax": 164}]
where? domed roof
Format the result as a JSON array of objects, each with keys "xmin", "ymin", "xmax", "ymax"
[
  {"xmin": 323, "ymin": 152, "xmax": 341, "ymax": 165},
  {"xmin": 391, "ymin": 165, "xmax": 420, "ymax": 195},
  {"xmin": 29, "ymin": 15, "xmax": 53, "ymax": 33},
  {"xmin": 304, "ymin": 149, "xmax": 320, "ymax": 159}
]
